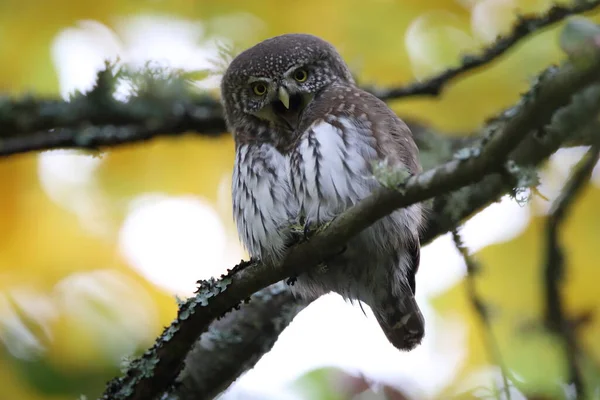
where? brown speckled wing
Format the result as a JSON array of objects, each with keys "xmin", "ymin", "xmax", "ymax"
[{"xmin": 300, "ymin": 82, "xmax": 421, "ymax": 175}]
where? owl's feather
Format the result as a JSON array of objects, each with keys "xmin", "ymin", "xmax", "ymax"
[{"xmin": 232, "ymin": 143, "xmax": 298, "ymax": 265}]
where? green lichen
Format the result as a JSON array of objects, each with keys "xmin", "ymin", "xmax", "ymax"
[
  {"xmin": 453, "ymin": 146, "xmax": 481, "ymax": 161},
  {"xmin": 204, "ymin": 326, "xmax": 245, "ymax": 346},
  {"xmin": 120, "ymin": 354, "xmax": 136, "ymax": 374},
  {"xmin": 174, "ymin": 295, "xmax": 186, "ymax": 308},
  {"xmin": 443, "ymin": 186, "xmax": 474, "ymax": 223},
  {"xmin": 193, "ymin": 276, "xmax": 233, "ymax": 308},
  {"xmin": 372, "ymin": 159, "xmax": 411, "ymax": 191},
  {"xmin": 505, "ymin": 160, "xmax": 541, "ymax": 206},
  {"xmin": 161, "ymin": 320, "xmax": 181, "ymax": 340}
]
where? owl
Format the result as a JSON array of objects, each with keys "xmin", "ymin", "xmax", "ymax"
[{"xmin": 221, "ymin": 34, "xmax": 425, "ymax": 351}]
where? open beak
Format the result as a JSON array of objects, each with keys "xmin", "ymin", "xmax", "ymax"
[{"xmin": 278, "ymin": 86, "xmax": 290, "ymax": 109}]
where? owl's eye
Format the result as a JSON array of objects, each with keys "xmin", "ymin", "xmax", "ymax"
[
  {"xmin": 252, "ymin": 82, "xmax": 268, "ymax": 96},
  {"xmin": 293, "ymin": 68, "xmax": 308, "ymax": 82}
]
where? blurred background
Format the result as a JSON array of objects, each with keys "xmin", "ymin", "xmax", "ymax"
[{"xmin": 1, "ymin": 0, "xmax": 599, "ymax": 399}]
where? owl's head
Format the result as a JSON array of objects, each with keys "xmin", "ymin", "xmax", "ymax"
[{"xmin": 221, "ymin": 34, "xmax": 354, "ymax": 143}]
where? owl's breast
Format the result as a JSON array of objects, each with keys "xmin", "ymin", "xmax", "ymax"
[
  {"xmin": 232, "ymin": 143, "xmax": 299, "ymax": 264},
  {"xmin": 290, "ymin": 118, "xmax": 379, "ymax": 223}
]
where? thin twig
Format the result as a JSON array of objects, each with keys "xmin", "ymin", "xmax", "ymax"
[
  {"xmin": 544, "ymin": 145, "xmax": 600, "ymax": 398},
  {"xmin": 368, "ymin": 1, "xmax": 600, "ymax": 100},
  {"xmin": 452, "ymin": 230, "xmax": 512, "ymax": 400}
]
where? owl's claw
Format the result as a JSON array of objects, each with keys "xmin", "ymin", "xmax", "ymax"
[
  {"xmin": 286, "ymin": 275, "xmax": 298, "ymax": 286},
  {"xmin": 304, "ymin": 218, "xmax": 335, "ymax": 240},
  {"xmin": 290, "ymin": 217, "xmax": 316, "ymax": 241},
  {"xmin": 289, "ymin": 223, "xmax": 305, "ymax": 236},
  {"xmin": 303, "ymin": 222, "xmax": 312, "ymax": 241},
  {"xmin": 289, "ymin": 218, "xmax": 336, "ymax": 244}
]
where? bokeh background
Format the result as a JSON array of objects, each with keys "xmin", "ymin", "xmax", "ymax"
[{"xmin": 1, "ymin": 0, "xmax": 599, "ymax": 399}]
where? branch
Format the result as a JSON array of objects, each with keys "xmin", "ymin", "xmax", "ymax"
[
  {"xmin": 101, "ymin": 50, "xmax": 600, "ymax": 400},
  {"xmin": 543, "ymin": 145, "xmax": 600, "ymax": 398},
  {"xmin": 366, "ymin": 1, "xmax": 600, "ymax": 99},
  {"xmin": 1, "ymin": 1, "xmax": 599, "ymax": 158},
  {"xmin": 0, "ymin": 94, "xmax": 226, "ymax": 156},
  {"xmin": 173, "ymin": 283, "xmax": 307, "ymax": 400},
  {"xmin": 423, "ymin": 82, "xmax": 600, "ymax": 243},
  {"xmin": 452, "ymin": 230, "xmax": 512, "ymax": 400}
]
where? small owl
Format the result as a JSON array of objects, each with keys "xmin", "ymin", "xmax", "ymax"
[{"xmin": 221, "ymin": 34, "xmax": 425, "ymax": 350}]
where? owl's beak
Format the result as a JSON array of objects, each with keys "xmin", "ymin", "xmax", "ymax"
[{"xmin": 278, "ymin": 86, "xmax": 290, "ymax": 109}]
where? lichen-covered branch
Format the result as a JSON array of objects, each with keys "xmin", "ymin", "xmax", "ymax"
[
  {"xmin": 1, "ymin": 1, "xmax": 599, "ymax": 158},
  {"xmin": 172, "ymin": 283, "xmax": 307, "ymax": 400},
  {"xmin": 101, "ymin": 50, "xmax": 600, "ymax": 400},
  {"xmin": 543, "ymin": 146, "xmax": 600, "ymax": 398},
  {"xmin": 423, "ymin": 82, "xmax": 600, "ymax": 243},
  {"xmin": 0, "ymin": 64, "xmax": 225, "ymax": 157}
]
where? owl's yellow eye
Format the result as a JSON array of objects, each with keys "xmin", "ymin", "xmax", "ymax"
[
  {"xmin": 252, "ymin": 82, "xmax": 267, "ymax": 96},
  {"xmin": 293, "ymin": 68, "xmax": 308, "ymax": 82}
]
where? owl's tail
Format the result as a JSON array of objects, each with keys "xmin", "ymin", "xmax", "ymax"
[{"xmin": 372, "ymin": 293, "xmax": 425, "ymax": 351}]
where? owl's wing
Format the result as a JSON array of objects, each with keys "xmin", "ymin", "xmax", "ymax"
[
  {"xmin": 343, "ymin": 87, "xmax": 423, "ymax": 297},
  {"xmin": 294, "ymin": 84, "xmax": 425, "ymax": 350},
  {"xmin": 298, "ymin": 83, "xmax": 423, "ymax": 290},
  {"xmin": 299, "ymin": 83, "xmax": 421, "ymax": 172}
]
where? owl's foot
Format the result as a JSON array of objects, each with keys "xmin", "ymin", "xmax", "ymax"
[
  {"xmin": 301, "ymin": 217, "xmax": 335, "ymax": 241},
  {"xmin": 303, "ymin": 222, "xmax": 312, "ymax": 241},
  {"xmin": 289, "ymin": 223, "xmax": 305, "ymax": 237},
  {"xmin": 289, "ymin": 218, "xmax": 325, "ymax": 242}
]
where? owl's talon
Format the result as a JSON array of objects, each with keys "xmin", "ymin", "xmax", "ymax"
[
  {"xmin": 303, "ymin": 221, "xmax": 312, "ymax": 241},
  {"xmin": 286, "ymin": 275, "xmax": 298, "ymax": 286},
  {"xmin": 289, "ymin": 223, "xmax": 305, "ymax": 235}
]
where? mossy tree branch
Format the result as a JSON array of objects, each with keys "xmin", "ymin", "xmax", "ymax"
[{"xmin": 173, "ymin": 283, "xmax": 308, "ymax": 400}]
